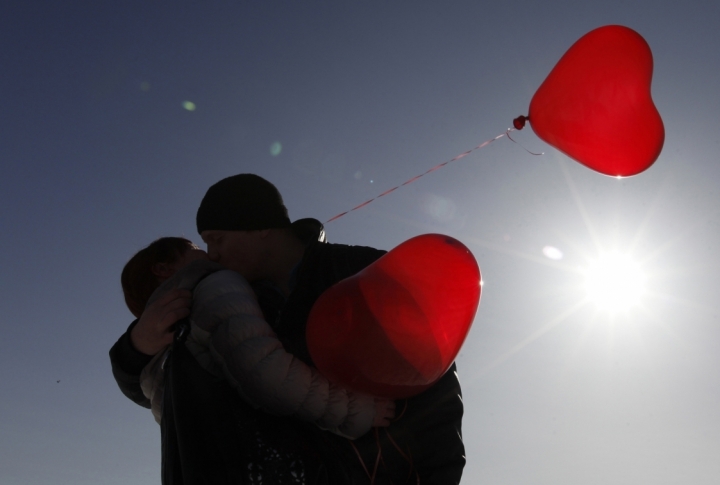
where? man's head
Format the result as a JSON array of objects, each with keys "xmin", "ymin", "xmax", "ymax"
[
  {"xmin": 196, "ymin": 174, "xmax": 291, "ymax": 233},
  {"xmin": 196, "ymin": 174, "xmax": 297, "ymax": 282}
]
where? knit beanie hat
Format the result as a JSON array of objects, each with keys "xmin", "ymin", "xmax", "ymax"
[{"xmin": 196, "ymin": 174, "xmax": 291, "ymax": 233}]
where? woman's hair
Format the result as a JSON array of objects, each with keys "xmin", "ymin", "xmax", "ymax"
[{"xmin": 121, "ymin": 237, "xmax": 198, "ymax": 318}]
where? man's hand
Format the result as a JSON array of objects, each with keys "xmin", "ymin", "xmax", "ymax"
[
  {"xmin": 372, "ymin": 398, "xmax": 396, "ymax": 427},
  {"xmin": 130, "ymin": 289, "xmax": 192, "ymax": 356}
]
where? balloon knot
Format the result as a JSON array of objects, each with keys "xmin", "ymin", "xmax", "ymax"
[{"xmin": 512, "ymin": 115, "xmax": 528, "ymax": 130}]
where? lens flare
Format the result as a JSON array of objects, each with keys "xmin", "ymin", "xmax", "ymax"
[
  {"xmin": 542, "ymin": 246, "xmax": 564, "ymax": 260},
  {"xmin": 583, "ymin": 253, "xmax": 646, "ymax": 312}
]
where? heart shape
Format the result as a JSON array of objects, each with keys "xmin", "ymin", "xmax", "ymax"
[
  {"xmin": 528, "ymin": 25, "xmax": 664, "ymax": 177},
  {"xmin": 307, "ymin": 234, "xmax": 481, "ymax": 398}
]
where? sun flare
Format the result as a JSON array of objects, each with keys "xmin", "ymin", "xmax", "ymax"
[{"xmin": 583, "ymin": 252, "xmax": 646, "ymax": 313}]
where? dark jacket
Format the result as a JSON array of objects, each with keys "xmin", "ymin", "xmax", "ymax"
[
  {"xmin": 112, "ymin": 322, "xmax": 340, "ymax": 484},
  {"xmin": 273, "ymin": 240, "xmax": 466, "ymax": 484}
]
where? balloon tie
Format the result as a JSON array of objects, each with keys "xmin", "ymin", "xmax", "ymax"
[
  {"xmin": 325, "ymin": 131, "xmax": 509, "ymax": 223},
  {"xmin": 512, "ymin": 115, "xmax": 528, "ymax": 130}
]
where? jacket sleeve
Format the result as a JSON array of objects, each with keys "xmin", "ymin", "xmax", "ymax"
[
  {"xmin": 408, "ymin": 364, "xmax": 465, "ymax": 484},
  {"xmin": 189, "ymin": 270, "xmax": 378, "ymax": 439},
  {"xmin": 139, "ymin": 348, "xmax": 171, "ymax": 424},
  {"xmin": 109, "ymin": 320, "xmax": 153, "ymax": 408}
]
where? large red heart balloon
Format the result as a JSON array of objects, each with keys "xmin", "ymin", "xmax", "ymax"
[
  {"xmin": 306, "ymin": 234, "xmax": 481, "ymax": 398},
  {"xmin": 526, "ymin": 25, "xmax": 664, "ymax": 177}
]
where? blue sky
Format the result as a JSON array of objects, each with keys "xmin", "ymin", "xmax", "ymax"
[{"xmin": 1, "ymin": 1, "xmax": 719, "ymax": 483}]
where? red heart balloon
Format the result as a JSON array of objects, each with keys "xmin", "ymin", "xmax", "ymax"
[
  {"xmin": 307, "ymin": 234, "xmax": 481, "ymax": 398},
  {"xmin": 528, "ymin": 25, "xmax": 664, "ymax": 177}
]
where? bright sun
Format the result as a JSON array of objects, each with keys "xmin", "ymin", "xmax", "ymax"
[{"xmin": 583, "ymin": 253, "xmax": 647, "ymax": 313}]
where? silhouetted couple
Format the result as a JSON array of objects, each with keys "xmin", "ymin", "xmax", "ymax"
[{"xmin": 110, "ymin": 174, "xmax": 465, "ymax": 484}]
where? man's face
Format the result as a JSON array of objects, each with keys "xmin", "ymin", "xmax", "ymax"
[{"xmin": 201, "ymin": 229, "xmax": 268, "ymax": 281}]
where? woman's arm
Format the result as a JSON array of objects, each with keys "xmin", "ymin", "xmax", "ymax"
[{"xmin": 190, "ymin": 270, "xmax": 393, "ymax": 439}]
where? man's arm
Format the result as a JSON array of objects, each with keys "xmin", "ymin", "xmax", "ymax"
[{"xmin": 408, "ymin": 364, "xmax": 466, "ymax": 484}]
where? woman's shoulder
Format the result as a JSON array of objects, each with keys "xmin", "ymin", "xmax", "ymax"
[
  {"xmin": 193, "ymin": 269, "xmax": 263, "ymax": 319},
  {"xmin": 194, "ymin": 267, "xmax": 255, "ymax": 300},
  {"xmin": 198, "ymin": 267, "xmax": 249, "ymax": 286}
]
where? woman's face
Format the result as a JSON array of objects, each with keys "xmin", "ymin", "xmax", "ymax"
[
  {"xmin": 171, "ymin": 248, "xmax": 208, "ymax": 271},
  {"xmin": 155, "ymin": 248, "xmax": 208, "ymax": 282}
]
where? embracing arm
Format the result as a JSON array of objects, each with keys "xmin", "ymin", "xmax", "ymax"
[
  {"xmin": 189, "ymin": 271, "xmax": 394, "ymax": 439},
  {"xmin": 109, "ymin": 319, "xmax": 153, "ymax": 408},
  {"xmin": 109, "ymin": 288, "xmax": 193, "ymax": 407},
  {"xmin": 109, "ymin": 261, "xmax": 212, "ymax": 408}
]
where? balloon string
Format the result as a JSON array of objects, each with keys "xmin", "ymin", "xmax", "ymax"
[
  {"xmin": 372, "ymin": 428, "xmax": 382, "ymax": 482},
  {"xmin": 392, "ymin": 399, "xmax": 408, "ymax": 422},
  {"xmin": 348, "ymin": 429, "xmax": 382, "ymax": 484},
  {"xmin": 348, "ymin": 438, "xmax": 373, "ymax": 481},
  {"xmin": 506, "ymin": 129, "xmax": 544, "ymax": 156},
  {"xmin": 384, "ymin": 428, "xmax": 420, "ymax": 484},
  {"xmin": 325, "ymin": 129, "xmax": 515, "ymax": 224},
  {"xmin": 347, "ymin": 426, "xmax": 420, "ymax": 484}
]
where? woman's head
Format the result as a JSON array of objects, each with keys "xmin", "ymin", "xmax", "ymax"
[{"xmin": 121, "ymin": 237, "xmax": 207, "ymax": 317}]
